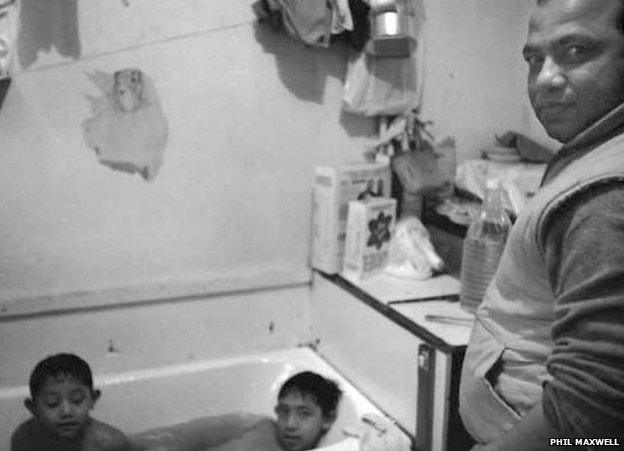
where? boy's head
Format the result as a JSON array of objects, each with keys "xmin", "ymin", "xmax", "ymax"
[
  {"xmin": 25, "ymin": 353, "xmax": 100, "ymax": 440},
  {"xmin": 274, "ymin": 371, "xmax": 342, "ymax": 451}
]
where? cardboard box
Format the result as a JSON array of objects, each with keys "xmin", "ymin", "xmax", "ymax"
[
  {"xmin": 342, "ymin": 197, "xmax": 397, "ymax": 280},
  {"xmin": 311, "ymin": 163, "xmax": 391, "ymax": 274}
]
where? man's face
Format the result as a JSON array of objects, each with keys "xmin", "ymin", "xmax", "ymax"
[
  {"xmin": 275, "ymin": 392, "xmax": 334, "ymax": 451},
  {"xmin": 27, "ymin": 374, "xmax": 97, "ymax": 440},
  {"xmin": 524, "ymin": 0, "xmax": 624, "ymax": 142}
]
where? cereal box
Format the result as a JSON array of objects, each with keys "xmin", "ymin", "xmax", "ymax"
[
  {"xmin": 310, "ymin": 163, "xmax": 391, "ymax": 274},
  {"xmin": 342, "ymin": 197, "xmax": 397, "ymax": 280}
]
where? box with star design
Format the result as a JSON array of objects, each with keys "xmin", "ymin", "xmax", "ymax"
[{"xmin": 342, "ymin": 197, "xmax": 397, "ymax": 280}]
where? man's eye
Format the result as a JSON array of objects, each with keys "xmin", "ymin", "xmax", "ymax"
[
  {"xmin": 298, "ymin": 410, "xmax": 312, "ymax": 418},
  {"xmin": 524, "ymin": 53, "xmax": 543, "ymax": 67},
  {"xmin": 560, "ymin": 44, "xmax": 591, "ymax": 64}
]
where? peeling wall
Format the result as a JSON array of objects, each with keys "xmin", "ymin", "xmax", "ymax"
[{"xmin": 0, "ymin": 0, "xmax": 373, "ymax": 310}]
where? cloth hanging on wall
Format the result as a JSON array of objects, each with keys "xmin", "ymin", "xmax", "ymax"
[
  {"xmin": 252, "ymin": 0, "xmax": 335, "ymax": 48},
  {"xmin": 331, "ymin": 0, "xmax": 354, "ymax": 34},
  {"xmin": 342, "ymin": 0, "xmax": 424, "ymax": 117},
  {"xmin": 0, "ymin": 0, "xmax": 19, "ymax": 79}
]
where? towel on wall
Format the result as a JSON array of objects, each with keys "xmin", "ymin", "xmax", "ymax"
[
  {"xmin": 281, "ymin": 0, "xmax": 334, "ymax": 47},
  {"xmin": 0, "ymin": 0, "xmax": 19, "ymax": 78},
  {"xmin": 253, "ymin": 0, "xmax": 335, "ymax": 48},
  {"xmin": 331, "ymin": 0, "xmax": 354, "ymax": 34}
]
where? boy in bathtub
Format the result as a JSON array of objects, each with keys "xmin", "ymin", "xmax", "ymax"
[
  {"xmin": 209, "ymin": 371, "xmax": 343, "ymax": 451},
  {"xmin": 130, "ymin": 371, "xmax": 342, "ymax": 451},
  {"xmin": 10, "ymin": 353, "xmax": 129, "ymax": 451},
  {"xmin": 272, "ymin": 371, "xmax": 343, "ymax": 451}
]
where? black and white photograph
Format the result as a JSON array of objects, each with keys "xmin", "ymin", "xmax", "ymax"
[{"xmin": 1, "ymin": 1, "xmax": 623, "ymax": 450}]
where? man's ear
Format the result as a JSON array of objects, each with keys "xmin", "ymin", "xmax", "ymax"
[
  {"xmin": 24, "ymin": 398, "xmax": 34, "ymax": 414},
  {"xmin": 91, "ymin": 389, "xmax": 101, "ymax": 404}
]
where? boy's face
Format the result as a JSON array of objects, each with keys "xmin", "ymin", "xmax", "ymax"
[
  {"xmin": 275, "ymin": 391, "xmax": 335, "ymax": 451},
  {"xmin": 26, "ymin": 374, "xmax": 99, "ymax": 440}
]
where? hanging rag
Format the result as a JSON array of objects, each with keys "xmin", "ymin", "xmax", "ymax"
[
  {"xmin": 253, "ymin": 0, "xmax": 335, "ymax": 48},
  {"xmin": 0, "ymin": 0, "xmax": 19, "ymax": 78},
  {"xmin": 252, "ymin": 0, "xmax": 284, "ymax": 31},
  {"xmin": 342, "ymin": 0, "xmax": 371, "ymax": 51},
  {"xmin": 331, "ymin": 0, "xmax": 354, "ymax": 34}
]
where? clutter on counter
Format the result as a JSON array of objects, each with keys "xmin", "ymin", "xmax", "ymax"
[
  {"xmin": 490, "ymin": 130, "xmax": 554, "ymax": 163},
  {"xmin": 385, "ymin": 216, "xmax": 444, "ymax": 280},
  {"xmin": 455, "ymin": 158, "xmax": 546, "ymax": 217}
]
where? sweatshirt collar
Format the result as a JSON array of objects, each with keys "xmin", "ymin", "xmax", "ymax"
[{"xmin": 542, "ymin": 102, "xmax": 624, "ymax": 185}]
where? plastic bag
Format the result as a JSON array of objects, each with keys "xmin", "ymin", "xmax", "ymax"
[
  {"xmin": 385, "ymin": 216, "xmax": 444, "ymax": 280},
  {"xmin": 342, "ymin": 50, "xmax": 418, "ymax": 117}
]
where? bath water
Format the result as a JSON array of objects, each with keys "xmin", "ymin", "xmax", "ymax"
[{"xmin": 129, "ymin": 412, "xmax": 274, "ymax": 451}]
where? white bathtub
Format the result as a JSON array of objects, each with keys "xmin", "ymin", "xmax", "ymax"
[{"xmin": 0, "ymin": 347, "xmax": 405, "ymax": 450}]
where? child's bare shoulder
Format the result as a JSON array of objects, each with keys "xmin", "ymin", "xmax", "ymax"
[
  {"xmin": 11, "ymin": 418, "xmax": 59, "ymax": 451},
  {"xmin": 83, "ymin": 419, "xmax": 130, "ymax": 451},
  {"xmin": 10, "ymin": 418, "xmax": 51, "ymax": 451}
]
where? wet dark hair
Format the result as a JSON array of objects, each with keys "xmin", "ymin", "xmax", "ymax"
[
  {"xmin": 29, "ymin": 353, "xmax": 94, "ymax": 398},
  {"xmin": 278, "ymin": 371, "xmax": 343, "ymax": 417}
]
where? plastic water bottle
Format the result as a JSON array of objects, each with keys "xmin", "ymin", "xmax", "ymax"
[{"xmin": 459, "ymin": 178, "xmax": 511, "ymax": 314}]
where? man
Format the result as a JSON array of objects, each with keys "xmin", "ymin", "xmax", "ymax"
[{"xmin": 459, "ymin": 0, "xmax": 624, "ymax": 449}]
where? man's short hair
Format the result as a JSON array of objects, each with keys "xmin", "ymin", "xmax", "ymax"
[
  {"xmin": 536, "ymin": 0, "xmax": 624, "ymax": 33},
  {"xmin": 278, "ymin": 371, "xmax": 342, "ymax": 416},
  {"xmin": 29, "ymin": 353, "xmax": 94, "ymax": 398}
]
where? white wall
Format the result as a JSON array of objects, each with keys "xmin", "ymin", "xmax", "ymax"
[
  {"xmin": 0, "ymin": 0, "xmax": 373, "ymax": 313},
  {"xmin": 420, "ymin": 0, "xmax": 557, "ymax": 159}
]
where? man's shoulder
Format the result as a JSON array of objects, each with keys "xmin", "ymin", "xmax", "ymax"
[{"xmin": 84, "ymin": 418, "xmax": 130, "ymax": 451}]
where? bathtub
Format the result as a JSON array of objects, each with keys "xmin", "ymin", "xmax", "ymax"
[{"xmin": 0, "ymin": 347, "xmax": 407, "ymax": 450}]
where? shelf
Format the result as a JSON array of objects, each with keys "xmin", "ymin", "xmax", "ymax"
[{"xmin": 317, "ymin": 271, "xmax": 470, "ymax": 354}]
